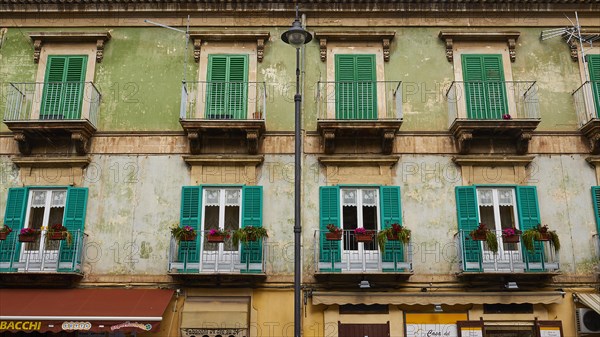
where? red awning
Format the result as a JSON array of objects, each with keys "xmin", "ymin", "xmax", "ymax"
[{"xmin": 0, "ymin": 288, "xmax": 174, "ymax": 333}]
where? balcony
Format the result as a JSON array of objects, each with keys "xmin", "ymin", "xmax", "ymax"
[
  {"xmin": 0, "ymin": 229, "xmax": 86, "ymax": 286},
  {"xmin": 314, "ymin": 229, "xmax": 412, "ymax": 285},
  {"xmin": 456, "ymin": 230, "xmax": 559, "ymax": 283},
  {"xmin": 573, "ymin": 81, "xmax": 600, "ymax": 153},
  {"xmin": 594, "ymin": 234, "xmax": 600, "ymax": 274},
  {"xmin": 168, "ymin": 231, "xmax": 266, "ymax": 284},
  {"xmin": 447, "ymin": 81, "xmax": 540, "ymax": 154},
  {"xmin": 179, "ymin": 81, "xmax": 266, "ymax": 155},
  {"xmin": 316, "ymin": 81, "xmax": 403, "ymax": 155},
  {"xmin": 4, "ymin": 82, "xmax": 100, "ymax": 155}
]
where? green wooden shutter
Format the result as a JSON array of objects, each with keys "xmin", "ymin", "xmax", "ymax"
[
  {"xmin": 380, "ymin": 186, "xmax": 405, "ymax": 271},
  {"xmin": 455, "ymin": 186, "xmax": 482, "ymax": 272},
  {"xmin": 179, "ymin": 186, "xmax": 202, "ymax": 270},
  {"xmin": 462, "ymin": 54, "xmax": 507, "ymax": 119},
  {"xmin": 241, "ymin": 186, "xmax": 263, "ymax": 269},
  {"xmin": 592, "ymin": 187, "xmax": 600, "ymax": 235},
  {"xmin": 588, "ymin": 55, "xmax": 600, "ymax": 117},
  {"xmin": 0, "ymin": 188, "xmax": 28, "ymax": 270},
  {"xmin": 516, "ymin": 186, "xmax": 544, "ymax": 269},
  {"xmin": 59, "ymin": 187, "xmax": 88, "ymax": 271},
  {"xmin": 319, "ymin": 186, "xmax": 341, "ymax": 271},
  {"xmin": 206, "ymin": 55, "xmax": 248, "ymax": 119},
  {"xmin": 41, "ymin": 55, "xmax": 87, "ymax": 120},
  {"xmin": 335, "ymin": 54, "xmax": 376, "ymax": 120}
]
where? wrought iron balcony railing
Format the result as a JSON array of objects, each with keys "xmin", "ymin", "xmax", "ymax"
[
  {"xmin": 316, "ymin": 81, "xmax": 402, "ymax": 121},
  {"xmin": 179, "ymin": 81, "xmax": 267, "ymax": 121},
  {"xmin": 573, "ymin": 81, "xmax": 600, "ymax": 127},
  {"xmin": 446, "ymin": 81, "xmax": 539, "ymax": 126},
  {"xmin": 4, "ymin": 82, "xmax": 100, "ymax": 128},
  {"xmin": 456, "ymin": 229, "xmax": 559, "ymax": 273},
  {"xmin": 168, "ymin": 230, "xmax": 266, "ymax": 274},
  {"xmin": 0, "ymin": 229, "xmax": 86, "ymax": 273},
  {"xmin": 314, "ymin": 229, "xmax": 412, "ymax": 273}
]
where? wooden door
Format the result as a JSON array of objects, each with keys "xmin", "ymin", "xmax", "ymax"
[{"xmin": 338, "ymin": 322, "xmax": 389, "ymax": 337}]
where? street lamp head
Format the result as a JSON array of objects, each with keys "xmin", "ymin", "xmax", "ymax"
[{"xmin": 281, "ymin": 18, "xmax": 312, "ymax": 49}]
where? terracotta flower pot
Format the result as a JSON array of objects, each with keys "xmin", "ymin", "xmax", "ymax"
[
  {"xmin": 325, "ymin": 232, "xmax": 342, "ymax": 241},
  {"xmin": 179, "ymin": 233, "xmax": 197, "ymax": 242},
  {"xmin": 0, "ymin": 232, "xmax": 8, "ymax": 240},
  {"xmin": 18, "ymin": 234, "xmax": 37, "ymax": 242},
  {"xmin": 386, "ymin": 233, "xmax": 399, "ymax": 241},
  {"xmin": 207, "ymin": 235, "xmax": 225, "ymax": 243},
  {"xmin": 502, "ymin": 235, "xmax": 520, "ymax": 243},
  {"xmin": 536, "ymin": 232, "xmax": 551, "ymax": 241},
  {"xmin": 355, "ymin": 234, "xmax": 373, "ymax": 242},
  {"xmin": 470, "ymin": 232, "xmax": 487, "ymax": 241},
  {"xmin": 48, "ymin": 231, "xmax": 67, "ymax": 240}
]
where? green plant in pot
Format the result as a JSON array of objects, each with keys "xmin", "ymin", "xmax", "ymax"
[
  {"xmin": 469, "ymin": 223, "xmax": 498, "ymax": 254},
  {"xmin": 377, "ymin": 223, "xmax": 411, "ymax": 252},
  {"xmin": 232, "ymin": 226, "xmax": 268, "ymax": 246},
  {"xmin": 522, "ymin": 224, "xmax": 560, "ymax": 252}
]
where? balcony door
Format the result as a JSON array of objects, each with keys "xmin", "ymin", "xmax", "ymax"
[
  {"xmin": 340, "ymin": 188, "xmax": 380, "ymax": 271},
  {"xmin": 201, "ymin": 188, "xmax": 241, "ymax": 271},
  {"xmin": 477, "ymin": 188, "xmax": 522, "ymax": 271},
  {"xmin": 20, "ymin": 189, "xmax": 66, "ymax": 271},
  {"xmin": 588, "ymin": 54, "xmax": 600, "ymax": 117},
  {"xmin": 462, "ymin": 54, "xmax": 508, "ymax": 119},
  {"xmin": 335, "ymin": 54, "xmax": 377, "ymax": 120},
  {"xmin": 40, "ymin": 55, "xmax": 87, "ymax": 120},
  {"xmin": 206, "ymin": 55, "xmax": 249, "ymax": 120}
]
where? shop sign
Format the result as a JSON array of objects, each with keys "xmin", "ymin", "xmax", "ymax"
[
  {"xmin": 62, "ymin": 321, "xmax": 92, "ymax": 330},
  {"xmin": 540, "ymin": 327, "xmax": 561, "ymax": 337},
  {"xmin": 405, "ymin": 313, "xmax": 469, "ymax": 337},
  {"xmin": 459, "ymin": 327, "xmax": 483, "ymax": 337},
  {"xmin": 182, "ymin": 328, "xmax": 246, "ymax": 337},
  {"xmin": 110, "ymin": 322, "xmax": 152, "ymax": 331},
  {"xmin": 0, "ymin": 321, "xmax": 42, "ymax": 331}
]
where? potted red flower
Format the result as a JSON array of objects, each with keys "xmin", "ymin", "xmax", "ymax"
[
  {"xmin": 18, "ymin": 228, "xmax": 40, "ymax": 242},
  {"xmin": 207, "ymin": 228, "xmax": 229, "ymax": 243},
  {"xmin": 0, "ymin": 225, "xmax": 12, "ymax": 241},
  {"xmin": 354, "ymin": 227, "xmax": 373, "ymax": 243},
  {"xmin": 171, "ymin": 225, "xmax": 197, "ymax": 242},
  {"xmin": 325, "ymin": 224, "xmax": 343, "ymax": 241}
]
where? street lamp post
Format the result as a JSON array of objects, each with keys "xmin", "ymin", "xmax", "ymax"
[{"xmin": 281, "ymin": 7, "xmax": 312, "ymax": 337}]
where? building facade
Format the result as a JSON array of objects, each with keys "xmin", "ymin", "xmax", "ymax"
[{"xmin": 0, "ymin": 1, "xmax": 600, "ymax": 336}]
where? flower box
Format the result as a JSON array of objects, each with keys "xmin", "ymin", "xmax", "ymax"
[
  {"xmin": 386, "ymin": 233, "xmax": 399, "ymax": 241},
  {"xmin": 325, "ymin": 232, "xmax": 342, "ymax": 241},
  {"xmin": 502, "ymin": 235, "xmax": 520, "ymax": 243},
  {"xmin": 19, "ymin": 234, "xmax": 37, "ymax": 242},
  {"xmin": 0, "ymin": 232, "xmax": 8, "ymax": 241},
  {"xmin": 48, "ymin": 231, "xmax": 67, "ymax": 240},
  {"xmin": 207, "ymin": 235, "xmax": 225, "ymax": 243},
  {"xmin": 536, "ymin": 233, "xmax": 551, "ymax": 241},
  {"xmin": 179, "ymin": 233, "xmax": 197, "ymax": 241},
  {"xmin": 470, "ymin": 232, "xmax": 487, "ymax": 241},
  {"xmin": 355, "ymin": 234, "xmax": 373, "ymax": 242}
]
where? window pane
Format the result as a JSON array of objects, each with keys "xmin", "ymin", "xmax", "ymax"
[
  {"xmin": 362, "ymin": 205, "xmax": 377, "ymax": 250},
  {"xmin": 224, "ymin": 205, "xmax": 240, "ymax": 251},
  {"xmin": 204, "ymin": 205, "xmax": 219, "ymax": 251},
  {"xmin": 343, "ymin": 205, "xmax": 358, "ymax": 250},
  {"xmin": 25, "ymin": 207, "xmax": 44, "ymax": 251},
  {"xmin": 478, "ymin": 206, "xmax": 495, "ymax": 230}
]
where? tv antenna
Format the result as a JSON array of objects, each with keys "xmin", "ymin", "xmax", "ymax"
[
  {"xmin": 144, "ymin": 15, "xmax": 191, "ymax": 83},
  {"xmin": 540, "ymin": 12, "xmax": 600, "ymax": 82}
]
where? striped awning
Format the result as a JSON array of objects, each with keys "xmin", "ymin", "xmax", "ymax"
[{"xmin": 575, "ymin": 293, "xmax": 600, "ymax": 315}]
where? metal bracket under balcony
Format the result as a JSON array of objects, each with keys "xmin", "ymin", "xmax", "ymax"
[
  {"xmin": 449, "ymin": 119, "xmax": 540, "ymax": 155},
  {"xmin": 179, "ymin": 81, "xmax": 267, "ymax": 155},
  {"xmin": 3, "ymin": 82, "xmax": 100, "ymax": 155},
  {"xmin": 316, "ymin": 81, "xmax": 403, "ymax": 155},
  {"xmin": 580, "ymin": 120, "xmax": 600, "ymax": 154}
]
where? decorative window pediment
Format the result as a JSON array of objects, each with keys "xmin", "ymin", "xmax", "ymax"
[
  {"xmin": 29, "ymin": 31, "xmax": 111, "ymax": 63},
  {"xmin": 313, "ymin": 31, "xmax": 395, "ymax": 62},
  {"xmin": 188, "ymin": 31, "xmax": 270, "ymax": 62},
  {"xmin": 438, "ymin": 31, "xmax": 520, "ymax": 62}
]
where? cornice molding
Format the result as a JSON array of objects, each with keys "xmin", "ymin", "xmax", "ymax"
[
  {"xmin": 438, "ymin": 31, "xmax": 520, "ymax": 62},
  {"xmin": 183, "ymin": 154, "xmax": 264, "ymax": 166},
  {"xmin": 28, "ymin": 32, "xmax": 111, "ymax": 63},
  {"xmin": 11, "ymin": 156, "xmax": 91, "ymax": 169},
  {"xmin": 188, "ymin": 31, "xmax": 270, "ymax": 62},
  {"xmin": 313, "ymin": 31, "xmax": 395, "ymax": 62},
  {"xmin": 452, "ymin": 155, "xmax": 535, "ymax": 167}
]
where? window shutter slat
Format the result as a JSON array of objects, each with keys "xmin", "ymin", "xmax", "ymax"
[
  {"xmin": 380, "ymin": 186, "xmax": 404, "ymax": 267},
  {"xmin": 516, "ymin": 186, "xmax": 544, "ymax": 269},
  {"xmin": 592, "ymin": 187, "xmax": 600, "ymax": 235},
  {"xmin": 59, "ymin": 187, "xmax": 88, "ymax": 268},
  {"xmin": 0, "ymin": 188, "xmax": 28, "ymax": 267},
  {"xmin": 588, "ymin": 55, "xmax": 600, "ymax": 117},
  {"xmin": 178, "ymin": 186, "xmax": 202, "ymax": 267},
  {"xmin": 455, "ymin": 186, "xmax": 482, "ymax": 271},
  {"xmin": 319, "ymin": 186, "xmax": 341, "ymax": 270},
  {"xmin": 241, "ymin": 186, "xmax": 263, "ymax": 267}
]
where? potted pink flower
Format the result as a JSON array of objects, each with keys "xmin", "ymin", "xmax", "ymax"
[
  {"xmin": 18, "ymin": 228, "xmax": 40, "ymax": 243},
  {"xmin": 354, "ymin": 227, "xmax": 373, "ymax": 243}
]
